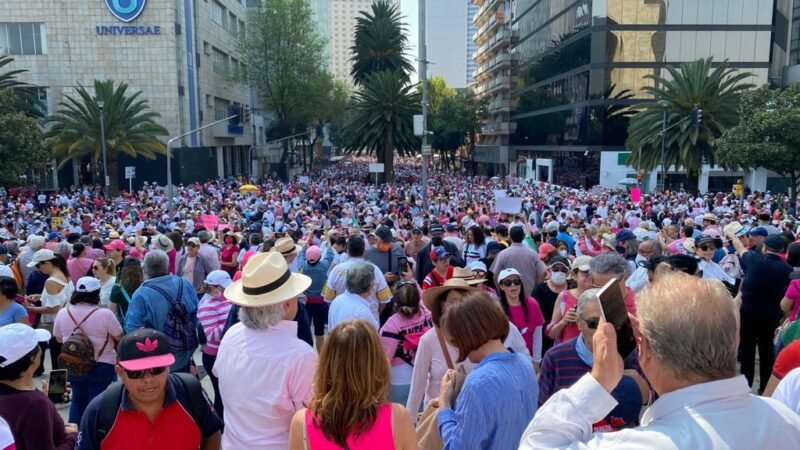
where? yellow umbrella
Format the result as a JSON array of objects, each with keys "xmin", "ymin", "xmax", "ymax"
[{"xmin": 239, "ymin": 184, "xmax": 260, "ymax": 193}]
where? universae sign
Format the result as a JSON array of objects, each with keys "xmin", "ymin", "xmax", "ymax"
[{"xmin": 96, "ymin": 0, "xmax": 161, "ymax": 36}]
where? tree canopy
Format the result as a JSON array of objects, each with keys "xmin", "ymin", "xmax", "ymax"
[{"xmin": 0, "ymin": 88, "xmax": 49, "ymax": 185}]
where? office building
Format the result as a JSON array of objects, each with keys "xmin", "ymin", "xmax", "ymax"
[
  {"xmin": 471, "ymin": 0, "xmax": 517, "ymax": 176},
  {"xmin": 508, "ymin": 0, "xmax": 785, "ymax": 192},
  {"xmin": 467, "ymin": 2, "xmax": 479, "ymax": 85},
  {"xmin": 2, "ymin": 0, "xmax": 262, "ymax": 190},
  {"xmin": 328, "ymin": 0, "xmax": 401, "ymax": 84}
]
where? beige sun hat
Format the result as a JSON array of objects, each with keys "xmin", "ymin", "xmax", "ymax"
[
  {"xmin": 153, "ymin": 234, "xmax": 174, "ymax": 252},
  {"xmin": 422, "ymin": 278, "xmax": 478, "ymax": 312},
  {"xmin": 224, "ymin": 252, "xmax": 311, "ymax": 307},
  {"xmin": 450, "ymin": 266, "xmax": 485, "ymax": 286},
  {"xmin": 271, "ymin": 236, "xmax": 301, "ymax": 257}
]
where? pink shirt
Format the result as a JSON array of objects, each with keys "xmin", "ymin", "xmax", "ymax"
[
  {"xmin": 305, "ymin": 403, "xmax": 395, "ymax": 450},
  {"xmin": 67, "ymin": 257, "xmax": 93, "ymax": 286},
  {"xmin": 197, "ymin": 294, "xmax": 233, "ymax": 355},
  {"xmin": 554, "ymin": 290, "xmax": 581, "ymax": 344},
  {"xmin": 379, "ymin": 309, "xmax": 432, "ymax": 367},
  {"xmin": 508, "ymin": 297, "xmax": 545, "ymax": 355},
  {"xmin": 785, "ymin": 280, "xmax": 800, "ymax": 321},
  {"xmin": 214, "ymin": 320, "xmax": 318, "ymax": 450},
  {"xmin": 53, "ymin": 304, "xmax": 123, "ymax": 365}
]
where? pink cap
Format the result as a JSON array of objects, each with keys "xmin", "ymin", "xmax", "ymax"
[
  {"xmin": 104, "ymin": 240, "xmax": 126, "ymax": 252},
  {"xmin": 306, "ymin": 245, "xmax": 322, "ymax": 263},
  {"xmin": 538, "ymin": 243, "xmax": 555, "ymax": 259}
]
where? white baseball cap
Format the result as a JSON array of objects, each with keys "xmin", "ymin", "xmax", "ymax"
[
  {"xmin": 26, "ymin": 249, "xmax": 56, "ymax": 268},
  {"xmin": 0, "ymin": 324, "xmax": 50, "ymax": 368},
  {"xmin": 468, "ymin": 261, "xmax": 488, "ymax": 272},
  {"xmin": 205, "ymin": 270, "xmax": 233, "ymax": 289},
  {"xmin": 497, "ymin": 268, "xmax": 522, "ymax": 283},
  {"xmin": 75, "ymin": 276, "xmax": 101, "ymax": 293}
]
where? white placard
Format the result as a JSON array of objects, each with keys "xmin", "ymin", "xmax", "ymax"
[
  {"xmin": 124, "ymin": 166, "xmax": 136, "ymax": 179},
  {"xmin": 298, "ymin": 176, "xmax": 309, "ymax": 184},
  {"xmin": 413, "ymin": 115, "xmax": 423, "ymax": 136},
  {"xmin": 496, "ymin": 197, "xmax": 523, "ymax": 214},
  {"xmin": 368, "ymin": 163, "xmax": 385, "ymax": 173},
  {"xmin": 493, "ymin": 189, "xmax": 507, "ymax": 198},
  {"xmin": 421, "ymin": 144, "xmax": 432, "ymax": 156}
]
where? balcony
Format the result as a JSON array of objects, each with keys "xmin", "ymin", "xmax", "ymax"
[
  {"xmin": 482, "ymin": 122, "xmax": 516, "ymax": 135},
  {"xmin": 477, "ymin": 75, "xmax": 512, "ymax": 96},
  {"xmin": 473, "ymin": 11, "xmax": 505, "ymax": 44},
  {"xmin": 473, "ymin": 0, "xmax": 501, "ymax": 27},
  {"xmin": 488, "ymin": 98, "xmax": 515, "ymax": 113},
  {"xmin": 475, "ymin": 28, "xmax": 513, "ymax": 63}
]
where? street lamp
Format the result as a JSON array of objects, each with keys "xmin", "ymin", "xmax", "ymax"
[
  {"xmin": 97, "ymin": 101, "xmax": 109, "ymax": 200},
  {"xmin": 658, "ymin": 100, "xmax": 669, "ymax": 192}
]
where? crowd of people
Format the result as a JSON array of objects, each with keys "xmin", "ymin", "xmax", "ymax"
[{"xmin": 2, "ymin": 157, "xmax": 800, "ymax": 449}]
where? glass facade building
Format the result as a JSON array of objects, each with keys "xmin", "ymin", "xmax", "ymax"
[{"xmin": 510, "ymin": 0, "xmax": 784, "ymax": 187}]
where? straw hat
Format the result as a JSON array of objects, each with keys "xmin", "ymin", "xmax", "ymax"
[
  {"xmin": 224, "ymin": 252, "xmax": 311, "ymax": 307},
  {"xmin": 422, "ymin": 278, "xmax": 478, "ymax": 311},
  {"xmin": 450, "ymin": 267, "xmax": 484, "ymax": 285},
  {"xmin": 272, "ymin": 237, "xmax": 301, "ymax": 257},
  {"xmin": 153, "ymin": 234, "xmax": 174, "ymax": 252}
]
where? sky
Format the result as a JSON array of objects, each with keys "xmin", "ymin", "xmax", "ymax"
[{"xmin": 400, "ymin": 0, "xmax": 420, "ymax": 83}]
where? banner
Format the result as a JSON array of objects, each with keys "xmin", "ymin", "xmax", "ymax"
[
  {"xmin": 631, "ymin": 188, "xmax": 641, "ymax": 203},
  {"xmin": 493, "ymin": 190, "xmax": 507, "ymax": 198},
  {"xmin": 496, "ymin": 197, "xmax": 523, "ymax": 214},
  {"xmin": 200, "ymin": 214, "xmax": 219, "ymax": 230}
]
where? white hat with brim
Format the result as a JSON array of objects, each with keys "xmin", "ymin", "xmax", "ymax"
[
  {"xmin": 422, "ymin": 278, "xmax": 478, "ymax": 312},
  {"xmin": 27, "ymin": 249, "xmax": 56, "ymax": 268},
  {"xmin": 271, "ymin": 237, "xmax": 301, "ymax": 257},
  {"xmin": 0, "ymin": 324, "xmax": 50, "ymax": 368},
  {"xmin": 224, "ymin": 252, "xmax": 311, "ymax": 307}
]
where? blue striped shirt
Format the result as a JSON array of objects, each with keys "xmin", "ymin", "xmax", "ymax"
[{"xmin": 438, "ymin": 350, "xmax": 538, "ymax": 450}]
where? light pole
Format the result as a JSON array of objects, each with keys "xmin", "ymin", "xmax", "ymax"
[
  {"xmin": 97, "ymin": 101, "xmax": 109, "ymax": 200},
  {"xmin": 419, "ymin": 0, "xmax": 429, "ymax": 212},
  {"xmin": 658, "ymin": 101, "xmax": 668, "ymax": 192}
]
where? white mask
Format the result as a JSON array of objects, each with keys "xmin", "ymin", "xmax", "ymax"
[
  {"xmin": 559, "ymin": 250, "xmax": 568, "ymax": 258},
  {"xmin": 550, "ymin": 271, "xmax": 567, "ymax": 285}
]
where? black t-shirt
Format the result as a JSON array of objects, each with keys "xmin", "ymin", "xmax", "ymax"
[
  {"xmin": 740, "ymin": 251, "xmax": 792, "ymax": 320},
  {"xmin": 532, "ymin": 281, "xmax": 560, "ymax": 355}
]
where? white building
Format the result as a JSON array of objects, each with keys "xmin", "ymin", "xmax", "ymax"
[
  {"xmin": 327, "ymin": 0, "xmax": 401, "ymax": 84},
  {"xmin": 2, "ymin": 0, "xmax": 263, "ymax": 189}
]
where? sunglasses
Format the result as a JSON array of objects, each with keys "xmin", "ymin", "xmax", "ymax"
[
  {"xmin": 581, "ymin": 316, "xmax": 600, "ymax": 330},
  {"xmin": 698, "ymin": 245, "xmax": 714, "ymax": 251},
  {"xmin": 500, "ymin": 279, "xmax": 522, "ymax": 287},
  {"xmin": 92, "ymin": 266, "xmax": 102, "ymax": 271},
  {"xmin": 123, "ymin": 366, "xmax": 168, "ymax": 379}
]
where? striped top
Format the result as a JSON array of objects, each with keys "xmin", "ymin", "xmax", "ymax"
[{"xmin": 197, "ymin": 294, "xmax": 233, "ymax": 355}]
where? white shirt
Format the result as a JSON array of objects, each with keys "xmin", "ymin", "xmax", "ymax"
[
  {"xmin": 520, "ymin": 374, "xmax": 800, "ymax": 449},
  {"xmin": 625, "ymin": 267, "xmax": 650, "ymax": 293},
  {"xmin": 0, "ymin": 416, "xmax": 13, "ymax": 450},
  {"xmin": 772, "ymin": 367, "xmax": 800, "ymax": 414},
  {"xmin": 328, "ymin": 291, "xmax": 379, "ymax": 331},
  {"xmin": 322, "ymin": 257, "xmax": 392, "ymax": 322},
  {"xmin": 214, "ymin": 321, "xmax": 318, "ymax": 450},
  {"xmin": 698, "ymin": 259, "xmax": 735, "ymax": 285},
  {"xmin": 99, "ymin": 276, "xmax": 116, "ymax": 307}
]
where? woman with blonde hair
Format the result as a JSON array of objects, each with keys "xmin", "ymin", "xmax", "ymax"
[
  {"xmin": 289, "ymin": 320, "xmax": 417, "ymax": 450},
  {"xmin": 91, "ymin": 257, "xmax": 116, "ymax": 307}
]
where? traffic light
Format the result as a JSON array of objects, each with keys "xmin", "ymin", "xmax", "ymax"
[
  {"xmin": 242, "ymin": 105, "xmax": 250, "ymax": 125},
  {"xmin": 690, "ymin": 105, "xmax": 702, "ymax": 130}
]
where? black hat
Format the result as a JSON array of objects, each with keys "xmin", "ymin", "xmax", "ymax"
[
  {"xmin": 117, "ymin": 329, "xmax": 175, "ymax": 371},
  {"xmin": 694, "ymin": 234, "xmax": 715, "ymax": 248},
  {"xmin": 486, "ymin": 241, "xmax": 505, "ymax": 255},
  {"xmin": 375, "ymin": 225, "xmax": 393, "ymax": 243},
  {"xmin": 765, "ymin": 234, "xmax": 786, "ymax": 252},
  {"xmin": 430, "ymin": 225, "xmax": 444, "ymax": 235}
]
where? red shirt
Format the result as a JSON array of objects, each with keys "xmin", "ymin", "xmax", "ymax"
[
  {"xmin": 775, "ymin": 340, "xmax": 800, "ymax": 379},
  {"xmin": 422, "ymin": 266, "xmax": 454, "ymax": 290}
]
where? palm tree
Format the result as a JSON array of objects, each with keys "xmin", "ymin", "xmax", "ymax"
[
  {"xmin": 0, "ymin": 56, "xmax": 26, "ymax": 90},
  {"xmin": 626, "ymin": 58, "xmax": 753, "ymax": 193},
  {"xmin": 342, "ymin": 70, "xmax": 420, "ymax": 183},
  {"xmin": 45, "ymin": 80, "xmax": 168, "ymax": 196},
  {"xmin": 349, "ymin": 0, "xmax": 413, "ymax": 86}
]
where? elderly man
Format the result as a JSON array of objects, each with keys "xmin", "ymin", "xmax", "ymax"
[
  {"xmin": 322, "ymin": 236, "xmax": 391, "ymax": 323},
  {"xmin": 197, "ymin": 230, "xmax": 221, "ymax": 272},
  {"xmin": 125, "ymin": 250, "xmax": 199, "ymax": 373},
  {"xmin": 17, "ymin": 234, "xmax": 45, "ymax": 287},
  {"xmin": 520, "ymin": 273, "xmax": 800, "ymax": 449},
  {"xmin": 625, "ymin": 240, "xmax": 663, "ymax": 293},
  {"xmin": 214, "ymin": 252, "xmax": 317, "ymax": 450},
  {"xmin": 590, "ymin": 252, "xmax": 637, "ymax": 316},
  {"xmin": 490, "ymin": 226, "xmax": 547, "ymax": 296},
  {"xmin": 327, "ymin": 261, "xmax": 380, "ymax": 331}
]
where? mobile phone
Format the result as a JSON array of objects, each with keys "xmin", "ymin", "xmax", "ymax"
[
  {"xmin": 47, "ymin": 369, "xmax": 67, "ymax": 403},
  {"xmin": 596, "ymin": 278, "xmax": 637, "ymax": 359},
  {"xmin": 397, "ymin": 256, "xmax": 409, "ymax": 273}
]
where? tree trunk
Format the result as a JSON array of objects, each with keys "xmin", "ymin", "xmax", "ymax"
[
  {"xmin": 686, "ymin": 170, "xmax": 700, "ymax": 195},
  {"xmin": 107, "ymin": 151, "xmax": 119, "ymax": 198},
  {"xmin": 792, "ymin": 171, "xmax": 799, "ymax": 213},
  {"xmin": 309, "ymin": 136, "xmax": 317, "ymax": 172},
  {"xmin": 384, "ymin": 129, "xmax": 395, "ymax": 184}
]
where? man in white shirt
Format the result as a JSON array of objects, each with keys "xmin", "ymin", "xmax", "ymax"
[
  {"xmin": 215, "ymin": 252, "xmax": 317, "ymax": 450},
  {"xmin": 520, "ymin": 272, "xmax": 800, "ymax": 450},
  {"xmin": 327, "ymin": 261, "xmax": 379, "ymax": 331},
  {"xmin": 772, "ymin": 367, "xmax": 800, "ymax": 414}
]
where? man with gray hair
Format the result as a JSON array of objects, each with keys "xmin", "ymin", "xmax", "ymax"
[
  {"xmin": 197, "ymin": 230, "xmax": 221, "ymax": 272},
  {"xmin": 214, "ymin": 252, "xmax": 316, "ymax": 449},
  {"xmin": 327, "ymin": 261, "xmax": 379, "ymax": 330},
  {"xmin": 18, "ymin": 234, "xmax": 45, "ymax": 286},
  {"xmin": 589, "ymin": 252, "xmax": 637, "ymax": 316},
  {"xmin": 125, "ymin": 250, "xmax": 199, "ymax": 373},
  {"xmin": 626, "ymin": 240, "xmax": 663, "ymax": 293},
  {"xmin": 521, "ymin": 273, "xmax": 800, "ymax": 449}
]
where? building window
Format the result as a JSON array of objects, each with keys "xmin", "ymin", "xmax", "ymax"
[
  {"xmin": 18, "ymin": 86, "xmax": 48, "ymax": 115},
  {"xmin": 214, "ymin": 97, "xmax": 229, "ymax": 120},
  {"xmin": 0, "ymin": 23, "xmax": 46, "ymax": 55},
  {"xmin": 213, "ymin": 47, "xmax": 229, "ymax": 75},
  {"xmin": 211, "ymin": 1, "xmax": 226, "ymax": 28},
  {"xmin": 228, "ymin": 12, "xmax": 238, "ymax": 35}
]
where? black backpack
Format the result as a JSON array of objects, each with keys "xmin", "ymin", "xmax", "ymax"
[
  {"xmin": 95, "ymin": 373, "xmax": 206, "ymax": 443},
  {"xmin": 146, "ymin": 281, "xmax": 198, "ymax": 353}
]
